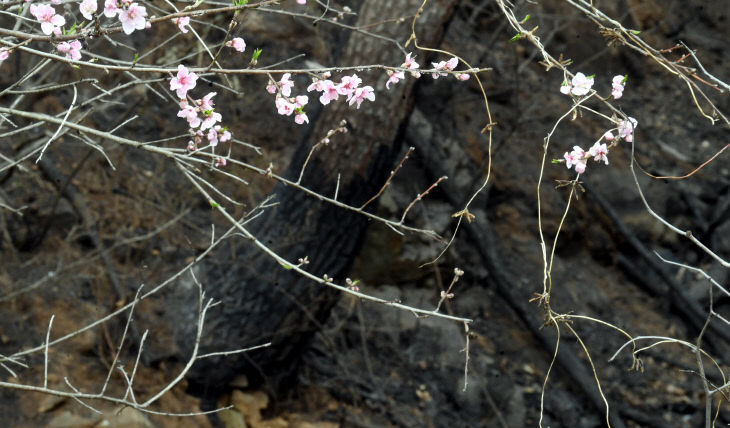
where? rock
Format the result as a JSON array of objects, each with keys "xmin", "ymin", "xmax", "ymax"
[
  {"xmin": 45, "ymin": 411, "xmax": 99, "ymax": 428},
  {"xmin": 253, "ymin": 417, "xmax": 288, "ymax": 428},
  {"xmin": 290, "ymin": 421, "xmax": 337, "ymax": 428},
  {"xmin": 218, "ymin": 409, "xmax": 246, "ymax": 428},
  {"xmin": 231, "ymin": 390, "xmax": 268, "ymax": 424},
  {"xmin": 96, "ymin": 408, "xmax": 154, "ymax": 428},
  {"xmin": 229, "ymin": 375, "xmax": 249, "ymax": 389},
  {"xmin": 37, "ymin": 395, "xmax": 66, "ymax": 413}
]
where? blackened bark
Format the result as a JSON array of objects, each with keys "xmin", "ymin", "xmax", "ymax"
[{"xmin": 178, "ymin": 0, "xmax": 459, "ymax": 396}]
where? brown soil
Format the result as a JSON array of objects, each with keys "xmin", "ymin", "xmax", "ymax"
[{"xmin": 1, "ymin": 1, "xmax": 729, "ymax": 427}]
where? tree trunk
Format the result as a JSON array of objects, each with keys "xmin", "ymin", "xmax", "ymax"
[{"xmin": 177, "ymin": 0, "xmax": 458, "ymax": 395}]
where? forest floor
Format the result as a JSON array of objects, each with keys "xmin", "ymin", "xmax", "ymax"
[{"xmin": 1, "ymin": 0, "xmax": 729, "ymax": 427}]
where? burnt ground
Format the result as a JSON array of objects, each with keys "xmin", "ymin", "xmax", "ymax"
[{"xmin": 1, "ymin": 0, "xmax": 729, "ymax": 427}]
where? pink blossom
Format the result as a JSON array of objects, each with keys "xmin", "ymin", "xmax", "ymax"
[
  {"xmin": 279, "ymin": 73, "xmax": 294, "ymax": 97},
  {"xmin": 403, "ymin": 53, "xmax": 418, "ymax": 68},
  {"xmin": 317, "ymin": 80, "xmax": 340, "ymax": 105},
  {"xmin": 338, "ymin": 74, "xmax": 361, "ymax": 96},
  {"xmin": 199, "ymin": 92, "xmax": 216, "ymax": 111},
  {"xmin": 276, "ymin": 95, "xmax": 307, "ymax": 122},
  {"xmin": 80, "ymin": 0, "xmax": 97, "ymax": 20},
  {"xmin": 175, "ymin": 16, "xmax": 189, "ymax": 33},
  {"xmin": 348, "ymin": 85, "xmax": 375, "ymax": 109},
  {"xmin": 431, "ymin": 57, "xmax": 458, "ymax": 79},
  {"xmin": 207, "ymin": 126, "xmax": 230, "ymax": 146},
  {"xmin": 293, "ymin": 95, "xmax": 309, "ymax": 123},
  {"xmin": 0, "ymin": 48, "xmax": 10, "ymax": 66},
  {"xmin": 296, "ymin": 0, "xmax": 306, "ymax": 4},
  {"xmin": 118, "ymin": 2, "xmax": 147, "ymax": 35},
  {"xmin": 295, "ymin": 112, "xmax": 309, "ymax": 124},
  {"xmin": 431, "ymin": 61, "xmax": 446, "ymax": 78},
  {"xmin": 560, "ymin": 72, "xmax": 594, "ymax": 96},
  {"xmin": 559, "ymin": 78, "xmax": 571, "ymax": 95},
  {"xmin": 189, "ymin": 130, "xmax": 204, "ymax": 149},
  {"xmin": 603, "ymin": 131, "xmax": 615, "ymax": 141},
  {"xmin": 30, "ymin": 3, "xmax": 66, "ymax": 35},
  {"xmin": 589, "ymin": 142, "xmax": 609, "ymax": 165},
  {"xmin": 564, "ymin": 146, "xmax": 587, "ymax": 174},
  {"xmin": 456, "ymin": 73, "xmax": 470, "ymax": 81},
  {"xmin": 570, "ymin": 146, "xmax": 585, "ymax": 159},
  {"xmin": 226, "ymin": 37, "xmax": 246, "ymax": 52},
  {"xmin": 267, "ymin": 74, "xmax": 295, "ymax": 96},
  {"xmin": 207, "ymin": 128, "xmax": 219, "ymax": 146},
  {"xmin": 385, "ymin": 70, "xmax": 404, "ymax": 89},
  {"xmin": 611, "ymin": 75, "xmax": 626, "ymax": 99},
  {"xmin": 103, "ymin": 0, "xmax": 119, "ymax": 17},
  {"xmin": 57, "ymin": 40, "xmax": 83, "ymax": 61},
  {"xmin": 200, "ymin": 110, "xmax": 222, "ymax": 130},
  {"xmin": 216, "ymin": 126, "xmax": 231, "ymax": 143},
  {"xmin": 305, "ymin": 73, "xmax": 372, "ymax": 108},
  {"xmin": 564, "ymin": 152, "xmax": 578, "ymax": 169},
  {"xmin": 617, "ymin": 117, "xmax": 638, "ymax": 142},
  {"xmin": 177, "ymin": 103, "xmax": 201, "ymax": 128},
  {"xmin": 215, "ymin": 157, "xmax": 227, "ymax": 168},
  {"xmin": 275, "ymin": 96, "xmax": 295, "ymax": 116},
  {"xmin": 307, "ymin": 78, "xmax": 326, "ymax": 93},
  {"xmin": 402, "ymin": 52, "xmax": 420, "ymax": 78},
  {"xmin": 170, "ymin": 64, "xmax": 198, "ymax": 99},
  {"xmin": 294, "ymin": 95, "xmax": 308, "ymax": 108}
]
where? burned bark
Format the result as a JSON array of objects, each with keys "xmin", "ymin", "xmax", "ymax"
[{"xmin": 177, "ymin": 0, "xmax": 459, "ymax": 396}]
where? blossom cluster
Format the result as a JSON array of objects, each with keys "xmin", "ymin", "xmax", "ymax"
[
  {"xmin": 169, "ymin": 65, "xmax": 231, "ymax": 166},
  {"xmin": 562, "ymin": 117, "xmax": 637, "ymax": 174},
  {"xmin": 265, "ymin": 73, "xmax": 310, "ymax": 124},
  {"xmin": 57, "ymin": 40, "xmax": 83, "ymax": 60},
  {"xmin": 431, "ymin": 57, "xmax": 470, "ymax": 81},
  {"xmin": 264, "ymin": 71, "xmax": 376, "ymax": 125},
  {"xmin": 388, "ymin": 54, "xmax": 471, "ymax": 90},
  {"xmin": 558, "ymin": 72, "xmax": 635, "ymax": 174},
  {"xmin": 166, "ymin": 40, "xmax": 248, "ymax": 159},
  {"xmin": 276, "ymin": 93, "xmax": 310, "ymax": 124},
  {"xmin": 560, "ymin": 72, "xmax": 629, "ymax": 100},
  {"xmin": 385, "ymin": 52, "xmax": 421, "ymax": 89},
  {"xmin": 306, "ymin": 73, "xmax": 375, "ymax": 109},
  {"xmin": 604, "ymin": 117, "xmax": 637, "ymax": 143},
  {"xmin": 262, "ymin": 53, "xmax": 472, "ymax": 124},
  {"xmin": 563, "ymin": 142, "xmax": 608, "ymax": 174},
  {"xmin": 27, "ymin": 0, "xmax": 147, "ymax": 37},
  {"xmin": 104, "ymin": 0, "xmax": 148, "ymax": 34}
]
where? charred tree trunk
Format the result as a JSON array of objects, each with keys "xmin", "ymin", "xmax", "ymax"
[{"xmin": 178, "ymin": 0, "xmax": 458, "ymax": 396}]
